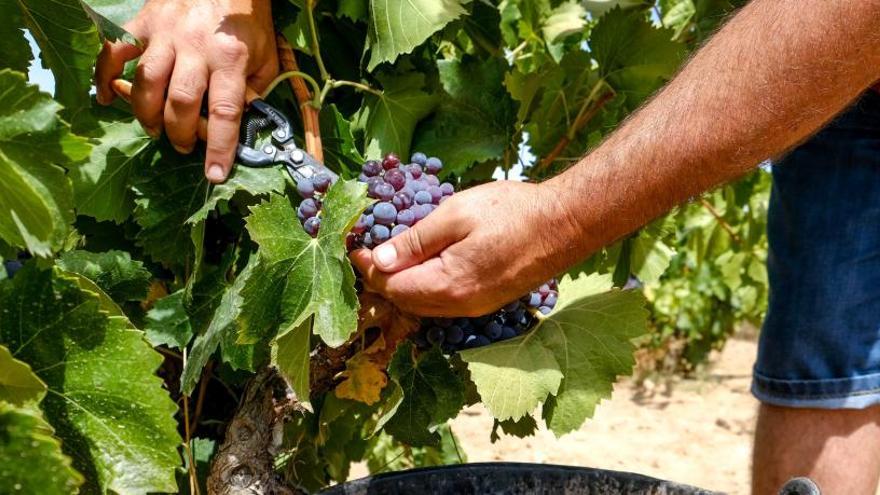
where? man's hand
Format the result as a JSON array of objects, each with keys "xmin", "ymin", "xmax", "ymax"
[
  {"xmin": 350, "ymin": 181, "xmax": 581, "ymax": 317},
  {"xmin": 95, "ymin": 0, "xmax": 278, "ymax": 183}
]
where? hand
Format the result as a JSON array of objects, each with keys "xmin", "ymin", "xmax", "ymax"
[
  {"xmin": 350, "ymin": 181, "xmax": 584, "ymax": 317},
  {"xmin": 95, "ymin": 0, "xmax": 278, "ymax": 183}
]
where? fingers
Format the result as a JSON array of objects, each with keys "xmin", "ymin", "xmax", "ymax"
[
  {"xmin": 164, "ymin": 53, "xmax": 208, "ymax": 154},
  {"xmin": 351, "ymin": 250, "xmax": 455, "ymax": 316},
  {"xmin": 205, "ymin": 67, "xmax": 246, "ymax": 183},
  {"xmin": 370, "ymin": 205, "xmax": 469, "ymax": 273},
  {"xmin": 132, "ymin": 40, "xmax": 175, "ymax": 137},
  {"xmin": 95, "ymin": 23, "xmax": 146, "ymax": 105}
]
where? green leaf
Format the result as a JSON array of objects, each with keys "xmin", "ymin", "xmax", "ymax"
[
  {"xmin": 131, "ymin": 143, "xmax": 209, "ymax": 267},
  {"xmin": 0, "ymin": 404, "xmax": 84, "ymax": 495},
  {"xmin": 458, "ymin": 330, "xmax": 562, "ymax": 421},
  {"xmin": 144, "ymin": 290, "xmax": 194, "ymax": 350},
  {"xmin": 15, "ymin": 0, "xmax": 101, "ymax": 115},
  {"xmin": 239, "ymin": 180, "xmax": 371, "ymax": 346},
  {"xmin": 630, "ymin": 233, "xmax": 674, "ymax": 284},
  {"xmin": 0, "ymin": 4, "xmax": 32, "ymax": 72},
  {"xmin": 0, "ymin": 70, "xmax": 89, "ymax": 256},
  {"xmin": 79, "ymin": 0, "xmax": 144, "ymax": 44},
  {"xmin": 57, "ymin": 249, "xmax": 152, "ymax": 302},
  {"xmin": 541, "ymin": 274, "xmax": 648, "ymax": 436},
  {"xmin": 320, "ymin": 104, "xmax": 364, "ymax": 178},
  {"xmin": 0, "ymin": 345, "xmax": 47, "ymax": 406},
  {"xmin": 337, "ymin": 0, "xmax": 367, "ymax": 22},
  {"xmin": 583, "ymin": 0, "xmax": 647, "ymax": 15},
  {"xmin": 281, "ymin": 9, "xmax": 315, "ymax": 55},
  {"xmin": 187, "ymin": 165, "xmax": 288, "ymax": 224},
  {"xmin": 356, "ymin": 72, "xmax": 438, "ymax": 160},
  {"xmin": 272, "ymin": 318, "xmax": 312, "ymax": 406},
  {"xmin": 385, "ymin": 343, "xmax": 464, "ymax": 446},
  {"xmin": 542, "ymin": 1, "xmax": 587, "ymax": 45},
  {"xmin": 591, "ymin": 7, "xmax": 686, "ymax": 104},
  {"xmin": 491, "ymin": 414, "xmax": 538, "ymax": 442},
  {"xmin": 366, "ymin": 0, "xmax": 468, "ymax": 70},
  {"xmin": 0, "ymin": 265, "xmax": 182, "ymax": 494},
  {"xmin": 70, "ymin": 107, "xmax": 151, "ymax": 223},
  {"xmin": 413, "ymin": 56, "xmax": 515, "ymax": 177}
]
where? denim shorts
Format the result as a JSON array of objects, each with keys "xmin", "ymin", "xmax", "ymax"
[{"xmin": 752, "ymin": 91, "xmax": 880, "ymax": 408}]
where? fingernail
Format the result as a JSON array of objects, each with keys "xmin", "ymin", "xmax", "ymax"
[
  {"xmin": 206, "ymin": 164, "xmax": 226, "ymax": 183},
  {"xmin": 375, "ymin": 244, "xmax": 397, "ymax": 268},
  {"xmin": 144, "ymin": 126, "xmax": 160, "ymax": 139},
  {"xmin": 173, "ymin": 144, "xmax": 194, "ymax": 155}
]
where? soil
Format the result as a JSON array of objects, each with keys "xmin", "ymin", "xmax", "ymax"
[{"xmin": 449, "ymin": 336, "xmax": 760, "ymax": 494}]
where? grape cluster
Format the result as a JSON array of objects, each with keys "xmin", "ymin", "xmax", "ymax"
[
  {"xmin": 293, "ymin": 172, "xmax": 336, "ymax": 237},
  {"xmin": 414, "ymin": 279, "xmax": 559, "ymax": 352},
  {"xmin": 349, "ymin": 152, "xmax": 454, "ymax": 248}
]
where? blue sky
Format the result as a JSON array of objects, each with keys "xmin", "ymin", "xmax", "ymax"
[{"xmin": 26, "ymin": 32, "xmax": 55, "ymax": 93}]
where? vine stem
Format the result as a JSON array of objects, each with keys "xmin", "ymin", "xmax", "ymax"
[
  {"xmin": 277, "ymin": 34, "xmax": 324, "ymax": 161},
  {"xmin": 699, "ymin": 198, "xmax": 742, "ymax": 244},
  {"xmin": 181, "ymin": 348, "xmax": 200, "ymax": 495},
  {"xmin": 306, "ymin": 0, "xmax": 329, "ymax": 81},
  {"xmin": 262, "ymin": 71, "xmax": 321, "ymax": 107}
]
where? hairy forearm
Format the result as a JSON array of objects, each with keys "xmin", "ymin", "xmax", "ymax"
[{"xmin": 548, "ymin": 0, "xmax": 880, "ymax": 260}]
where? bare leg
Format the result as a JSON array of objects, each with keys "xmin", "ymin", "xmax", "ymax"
[{"xmin": 753, "ymin": 403, "xmax": 880, "ymax": 495}]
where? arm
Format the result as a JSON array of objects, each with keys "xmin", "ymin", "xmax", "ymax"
[
  {"xmin": 94, "ymin": 0, "xmax": 278, "ymax": 183},
  {"xmin": 352, "ymin": 0, "xmax": 880, "ymax": 316}
]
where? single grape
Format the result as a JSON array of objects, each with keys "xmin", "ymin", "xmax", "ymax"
[
  {"xmin": 370, "ymin": 224, "xmax": 391, "ymax": 243},
  {"xmin": 362, "ymin": 160, "xmax": 382, "ymax": 177},
  {"xmin": 358, "ymin": 173, "xmax": 369, "ymax": 183},
  {"xmin": 425, "ymin": 157, "xmax": 443, "ymax": 174},
  {"xmin": 424, "ymin": 174, "xmax": 440, "ymax": 187},
  {"xmin": 473, "ymin": 335, "xmax": 491, "ymax": 347},
  {"xmin": 543, "ymin": 291, "xmax": 558, "ymax": 308},
  {"xmin": 362, "ymin": 232, "xmax": 374, "ymax": 248},
  {"xmin": 352, "ymin": 214, "xmax": 370, "ymax": 234},
  {"xmin": 384, "ymin": 168, "xmax": 406, "ymax": 191},
  {"xmin": 297, "ymin": 208, "xmax": 306, "ymax": 223},
  {"xmin": 485, "ymin": 321, "xmax": 503, "ymax": 340},
  {"xmin": 396, "ymin": 208, "xmax": 415, "ymax": 226},
  {"xmin": 298, "ymin": 198, "xmax": 319, "ymax": 219},
  {"xmin": 373, "ymin": 202, "xmax": 397, "ymax": 225},
  {"xmin": 527, "ymin": 292, "xmax": 542, "ymax": 308},
  {"xmin": 440, "ymin": 183, "xmax": 455, "ymax": 196},
  {"xmin": 502, "ymin": 301, "xmax": 521, "ymax": 313},
  {"xmin": 426, "ymin": 326, "xmax": 445, "ymax": 345},
  {"xmin": 296, "ymin": 178, "xmax": 315, "ymax": 198},
  {"xmin": 408, "ymin": 179, "xmax": 426, "ymax": 192},
  {"xmin": 412, "ymin": 332, "xmax": 430, "ymax": 349},
  {"xmin": 414, "ymin": 190, "xmax": 433, "ymax": 205},
  {"xmin": 463, "ymin": 335, "xmax": 478, "ymax": 348},
  {"xmin": 382, "ymin": 153, "xmax": 401, "ymax": 170},
  {"xmin": 413, "ymin": 204, "xmax": 431, "ymax": 221},
  {"xmin": 538, "ymin": 306, "xmax": 552, "ymax": 315},
  {"xmin": 391, "ymin": 224, "xmax": 409, "ymax": 237},
  {"xmin": 501, "ymin": 326, "xmax": 517, "ymax": 340},
  {"xmin": 374, "ymin": 182, "xmax": 395, "ymax": 201},
  {"xmin": 392, "ymin": 191, "xmax": 413, "ymax": 211},
  {"xmin": 3, "ymin": 260, "xmax": 23, "ymax": 279},
  {"xmin": 366, "ymin": 177, "xmax": 385, "ymax": 198},
  {"xmin": 548, "ymin": 279, "xmax": 558, "ymax": 290},
  {"xmin": 538, "ymin": 284, "xmax": 550, "ymax": 297},
  {"xmin": 312, "ymin": 173, "xmax": 332, "ymax": 193},
  {"xmin": 410, "ymin": 152, "xmax": 428, "ymax": 165},
  {"xmin": 445, "ymin": 325, "xmax": 464, "ymax": 344},
  {"xmin": 304, "ymin": 216, "xmax": 321, "ymax": 237},
  {"xmin": 427, "ymin": 185, "xmax": 443, "ymax": 204},
  {"xmin": 410, "ymin": 163, "xmax": 423, "ymax": 179}
]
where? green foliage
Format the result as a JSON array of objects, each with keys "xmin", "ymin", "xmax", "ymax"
[{"xmin": 1, "ymin": 0, "xmax": 758, "ymax": 491}]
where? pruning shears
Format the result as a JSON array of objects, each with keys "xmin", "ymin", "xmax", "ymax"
[{"xmin": 111, "ymin": 79, "xmax": 337, "ymax": 184}]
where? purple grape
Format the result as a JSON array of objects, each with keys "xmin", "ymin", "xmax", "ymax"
[
  {"xmin": 440, "ymin": 183, "xmax": 454, "ymax": 196},
  {"xmin": 362, "ymin": 232, "xmax": 374, "ymax": 248},
  {"xmin": 396, "ymin": 208, "xmax": 415, "ymax": 226},
  {"xmin": 373, "ymin": 202, "xmax": 397, "ymax": 225},
  {"xmin": 413, "ymin": 204, "xmax": 432, "ymax": 221},
  {"xmin": 297, "ymin": 178, "xmax": 315, "ymax": 198},
  {"xmin": 352, "ymin": 214, "xmax": 370, "ymax": 234},
  {"xmin": 366, "ymin": 177, "xmax": 384, "ymax": 198},
  {"xmin": 298, "ymin": 198, "xmax": 318, "ymax": 219},
  {"xmin": 391, "ymin": 224, "xmax": 409, "ymax": 237},
  {"xmin": 392, "ymin": 191, "xmax": 413, "ymax": 211},
  {"xmin": 411, "ymin": 152, "xmax": 427, "ymax": 165},
  {"xmin": 538, "ymin": 306, "xmax": 552, "ymax": 315},
  {"xmin": 358, "ymin": 173, "xmax": 369, "ymax": 182},
  {"xmin": 543, "ymin": 291, "xmax": 558, "ymax": 308},
  {"xmin": 538, "ymin": 284, "xmax": 550, "ymax": 297},
  {"xmin": 527, "ymin": 292, "xmax": 542, "ymax": 307},
  {"xmin": 362, "ymin": 214, "xmax": 375, "ymax": 228},
  {"xmin": 426, "ymin": 326, "xmax": 445, "ymax": 345},
  {"xmin": 445, "ymin": 325, "xmax": 464, "ymax": 344},
  {"xmin": 425, "ymin": 157, "xmax": 442, "ymax": 174},
  {"xmin": 384, "ymin": 168, "xmax": 406, "ymax": 191},
  {"xmin": 410, "ymin": 164, "xmax": 423, "ymax": 178},
  {"xmin": 414, "ymin": 190, "xmax": 432, "ymax": 205},
  {"xmin": 428, "ymin": 185, "xmax": 443, "ymax": 204},
  {"xmin": 424, "ymin": 174, "xmax": 440, "ymax": 187},
  {"xmin": 382, "ymin": 153, "xmax": 400, "ymax": 170},
  {"xmin": 304, "ymin": 216, "xmax": 321, "ymax": 237},
  {"xmin": 408, "ymin": 179, "xmax": 426, "ymax": 192},
  {"xmin": 501, "ymin": 326, "xmax": 517, "ymax": 340},
  {"xmin": 503, "ymin": 301, "xmax": 521, "ymax": 313},
  {"xmin": 312, "ymin": 173, "xmax": 332, "ymax": 193},
  {"xmin": 362, "ymin": 160, "xmax": 382, "ymax": 177},
  {"xmin": 371, "ymin": 224, "xmax": 391, "ymax": 243},
  {"xmin": 374, "ymin": 182, "xmax": 395, "ymax": 201},
  {"xmin": 485, "ymin": 321, "xmax": 503, "ymax": 339}
]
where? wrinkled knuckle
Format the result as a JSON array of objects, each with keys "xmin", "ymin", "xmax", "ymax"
[
  {"xmin": 209, "ymin": 100, "xmax": 242, "ymax": 121},
  {"xmin": 403, "ymin": 229, "xmax": 426, "ymax": 260},
  {"xmin": 167, "ymin": 86, "xmax": 201, "ymax": 107},
  {"xmin": 215, "ymin": 37, "xmax": 249, "ymax": 66},
  {"xmin": 136, "ymin": 61, "xmax": 164, "ymax": 86}
]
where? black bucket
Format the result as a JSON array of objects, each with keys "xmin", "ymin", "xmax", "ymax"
[{"xmin": 319, "ymin": 462, "xmax": 722, "ymax": 495}]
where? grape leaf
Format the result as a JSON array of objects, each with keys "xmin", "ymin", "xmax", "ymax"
[
  {"xmin": 131, "ymin": 143, "xmax": 208, "ymax": 267},
  {"xmin": 320, "ymin": 104, "xmax": 364, "ymax": 178},
  {"xmin": 491, "ymin": 414, "xmax": 538, "ymax": 442},
  {"xmin": 239, "ymin": 180, "xmax": 371, "ymax": 346},
  {"xmin": 413, "ymin": 56, "xmax": 515, "ymax": 177},
  {"xmin": 0, "ymin": 4, "xmax": 32, "ymax": 72},
  {"xmin": 281, "ymin": 9, "xmax": 315, "ymax": 55},
  {"xmin": 144, "ymin": 290, "xmax": 193, "ymax": 350},
  {"xmin": 365, "ymin": 0, "xmax": 467, "ymax": 70},
  {"xmin": 0, "ymin": 404, "xmax": 84, "ymax": 495},
  {"xmin": 0, "ymin": 70, "xmax": 89, "ymax": 256},
  {"xmin": 187, "ymin": 165, "xmax": 288, "ymax": 224},
  {"xmin": 57, "ymin": 249, "xmax": 152, "ymax": 302},
  {"xmin": 384, "ymin": 343, "xmax": 465, "ymax": 446},
  {"xmin": 272, "ymin": 318, "xmax": 311, "ymax": 406},
  {"xmin": 0, "ymin": 345, "xmax": 47, "ymax": 407},
  {"xmin": 542, "ymin": 1, "xmax": 587, "ymax": 45},
  {"xmin": 337, "ymin": 0, "xmax": 367, "ymax": 22},
  {"xmin": 0, "ymin": 265, "xmax": 181, "ymax": 494},
  {"xmin": 79, "ymin": 0, "xmax": 144, "ymax": 44},
  {"xmin": 540, "ymin": 274, "xmax": 648, "ymax": 436},
  {"xmin": 591, "ymin": 6, "xmax": 686, "ymax": 105},
  {"xmin": 355, "ymin": 72, "xmax": 438, "ymax": 161},
  {"xmin": 70, "ymin": 107, "xmax": 151, "ymax": 223},
  {"xmin": 630, "ymin": 233, "xmax": 675, "ymax": 284},
  {"xmin": 335, "ymin": 353, "xmax": 388, "ymax": 405},
  {"xmin": 15, "ymin": 0, "xmax": 101, "ymax": 115},
  {"xmin": 582, "ymin": 0, "xmax": 647, "ymax": 14}
]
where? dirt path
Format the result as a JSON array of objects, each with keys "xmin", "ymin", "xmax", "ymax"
[{"xmin": 449, "ymin": 337, "xmax": 760, "ymax": 494}]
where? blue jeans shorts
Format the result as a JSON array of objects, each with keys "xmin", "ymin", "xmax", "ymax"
[{"xmin": 752, "ymin": 91, "xmax": 880, "ymax": 408}]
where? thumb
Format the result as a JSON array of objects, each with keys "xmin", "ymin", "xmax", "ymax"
[{"xmin": 372, "ymin": 206, "xmax": 467, "ymax": 273}]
